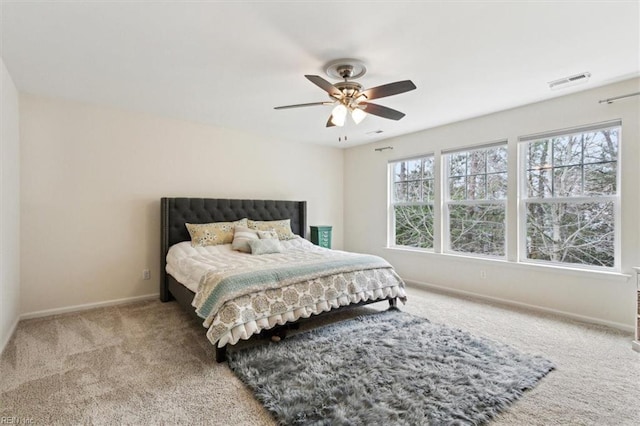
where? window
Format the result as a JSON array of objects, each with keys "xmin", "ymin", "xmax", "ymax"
[
  {"xmin": 444, "ymin": 144, "xmax": 508, "ymax": 256},
  {"xmin": 520, "ymin": 122, "xmax": 620, "ymax": 268},
  {"xmin": 390, "ymin": 156, "xmax": 434, "ymax": 248},
  {"xmin": 386, "ymin": 120, "xmax": 622, "ymax": 272}
]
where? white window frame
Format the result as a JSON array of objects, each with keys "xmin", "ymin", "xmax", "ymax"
[
  {"xmin": 442, "ymin": 142, "xmax": 508, "ymax": 258},
  {"xmin": 388, "ymin": 154, "xmax": 435, "ymax": 250},
  {"xmin": 517, "ymin": 120, "xmax": 622, "ymax": 271}
]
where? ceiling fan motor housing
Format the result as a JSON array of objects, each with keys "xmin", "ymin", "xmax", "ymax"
[{"xmin": 332, "ymin": 81, "xmax": 364, "ymax": 102}]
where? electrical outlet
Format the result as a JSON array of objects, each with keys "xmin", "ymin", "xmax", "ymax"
[
  {"xmin": 480, "ymin": 270, "xmax": 487, "ymax": 279},
  {"xmin": 143, "ymin": 269, "xmax": 150, "ymax": 280}
]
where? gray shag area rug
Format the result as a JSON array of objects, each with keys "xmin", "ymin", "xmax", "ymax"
[{"xmin": 228, "ymin": 310, "xmax": 554, "ymax": 425}]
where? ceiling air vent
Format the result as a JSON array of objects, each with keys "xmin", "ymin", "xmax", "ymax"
[{"xmin": 548, "ymin": 72, "xmax": 591, "ymax": 90}]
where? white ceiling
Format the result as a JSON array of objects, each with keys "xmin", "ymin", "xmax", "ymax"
[{"xmin": 1, "ymin": 1, "xmax": 638, "ymax": 148}]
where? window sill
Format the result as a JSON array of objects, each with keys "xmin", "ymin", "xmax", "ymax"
[{"xmin": 383, "ymin": 246, "xmax": 632, "ymax": 282}]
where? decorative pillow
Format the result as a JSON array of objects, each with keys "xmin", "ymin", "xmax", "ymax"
[
  {"xmin": 248, "ymin": 219, "xmax": 296, "ymax": 240},
  {"xmin": 186, "ymin": 218, "xmax": 248, "ymax": 247},
  {"xmin": 257, "ymin": 230, "xmax": 278, "ymax": 240},
  {"xmin": 248, "ymin": 238, "xmax": 283, "ymax": 255},
  {"xmin": 231, "ymin": 226, "xmax": 259, "ymax": 253}
]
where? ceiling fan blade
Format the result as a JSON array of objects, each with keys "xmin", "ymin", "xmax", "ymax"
[
  {"xmin": 326, "ymin": 115, "xmax": 336, "ymax": 127},
  {"xmin": 305, "ymin": 75, "xmax": 343, "ymax": 98},
  {"xmin": 274, "ymin": 102, "xmax": 332, "ymax": 110},
  {"xmin": 361, "ymin": 80, "xmax": 416, "ymax": 101},
  {"xmin": 361, "ymin": 102, "xmax": 406, "ymax": 120}
]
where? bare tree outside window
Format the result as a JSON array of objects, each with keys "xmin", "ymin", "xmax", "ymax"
[
  {"xmin": 523, "ymin": 126, "xmax": 619, "ymax": 268},
  {"xmin": 445, "ymin": 145, "xmax": 508, "ymax": 256},
  {"xmin": 391, "ymin": 156, "xmax": 434, "ymax": 248}
]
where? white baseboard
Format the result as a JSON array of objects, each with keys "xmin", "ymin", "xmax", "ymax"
[
  {"xmin": 633, "ymin": 340, "xmax": 640, "ymax": 353},
  {"xmin": 0, "ymin": 316, "xmax": 20, "ymax": 357},
  {"xmin": 405, "ymin": 280, "xmax": 635, "ymax": 333},
  {"xmin": 20, "ymin": 293, "xmax": 159, "ymax": 320}
]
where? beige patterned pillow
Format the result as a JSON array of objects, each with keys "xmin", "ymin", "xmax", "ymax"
[
  {"xmin": 257, "ymin": 230, "xmax": 278, "ymax": 240},
  {"xmin": 231, "ymin": 226, "xmax": 259, "ymax": 253},
  {"xmin": 248, "ymin": 219, "xmax": 296, "ymax": 240},
  {"xmin": 186, "ymin": 218, "xmax": 248, "ymax": 247}
]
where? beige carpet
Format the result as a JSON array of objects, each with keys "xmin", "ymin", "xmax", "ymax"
[{"xmin": 1, "ymin": 285, "xmax": 639, "ymax": 425}]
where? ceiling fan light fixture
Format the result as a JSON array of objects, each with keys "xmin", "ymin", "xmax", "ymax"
[
  {"xmin": 330, "ymin": 104, "xmax": 347, "ymax": 126},
  {"xmin": 351, "ymin": 107, "xmax": 367, "ymax": 124},
  {"xmin": 274, "ymin": 62, "xmax": 417, "ymax": 129}
]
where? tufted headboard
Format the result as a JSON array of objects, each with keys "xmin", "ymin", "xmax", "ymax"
[{"xmin": 160, "ymin": 198, "xmax": 307, "ymax": 300}]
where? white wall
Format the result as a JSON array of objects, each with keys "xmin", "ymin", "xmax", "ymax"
[
  {"xmin": 20, "ymin": 95, "xmax": 344, "ymax": 314},
  {"xmin": 344, "ymin": 78, "xmax": 640, "ymax": 330},
  {"xmin": 0, "ymin": 58, "xmax": 21, "ymax": 352}
]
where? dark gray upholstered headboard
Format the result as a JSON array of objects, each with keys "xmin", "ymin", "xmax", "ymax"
[{"xmin": 160, "ymin": 198, "xmax": 307, "ymax": 300}]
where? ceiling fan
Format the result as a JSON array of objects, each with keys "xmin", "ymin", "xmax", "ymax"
[{"xmin": 274, "ymin": 59, "xmax": 416, "ymax": 128}]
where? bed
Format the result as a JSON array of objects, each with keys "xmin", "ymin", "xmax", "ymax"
[{"xmin": 161, "ymin": 197, "xmax": 407, "ymax": 362}]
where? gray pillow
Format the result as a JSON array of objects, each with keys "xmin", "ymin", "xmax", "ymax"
[{"xmin": 249, "ymin": 238, "xmax": 283, "ymax": 255}]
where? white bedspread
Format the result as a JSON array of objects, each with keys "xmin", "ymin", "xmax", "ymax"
[
  {"xmin": 166, "ymin": 237, "xmax": 324, "ymax": 292},
  {"xmin": 166, "ymin": 237, "xmax": 407, "ymax": 347}
]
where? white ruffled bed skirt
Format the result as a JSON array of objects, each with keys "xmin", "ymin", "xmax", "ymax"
[{"xmin": 216, "ymin": 285, "xmax": 406, "ymax": 347}]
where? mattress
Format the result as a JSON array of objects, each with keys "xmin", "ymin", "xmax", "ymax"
[{"xmin": 166, "ymin": 237, "xmax": 406, "ymax": 347}]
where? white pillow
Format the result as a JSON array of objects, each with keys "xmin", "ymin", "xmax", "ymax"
[{"xmin": 231, "ymin": 226, "xmax": 259, "ymax": 253}]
